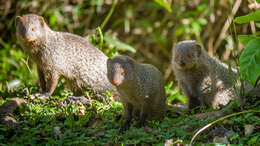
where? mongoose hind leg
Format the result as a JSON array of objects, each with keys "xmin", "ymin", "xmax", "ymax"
[
  {"xmin": 120, "ymin": 103, "xmax": 134, "ymax": 132},
  {"xmin": 179, "ymin": 81, "xmax": 201, "ymax": 110},
  {"xmin": 137, "ymin": 103, "xmax": 149, "ymax": 128}
]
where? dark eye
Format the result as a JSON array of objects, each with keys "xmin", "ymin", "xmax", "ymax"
[{"xmin": 31, "ymin": 27, "xmax": 35, "ymax": 32}]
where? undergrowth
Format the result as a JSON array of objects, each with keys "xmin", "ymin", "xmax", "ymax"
[{"xmin": 0, "ymin": 85, "xmax": 259, "ymax": 145}]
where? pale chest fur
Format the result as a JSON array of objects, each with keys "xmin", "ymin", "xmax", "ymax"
[{"xmin": 117, "ymin": 81, "xmax": 143, "ymax": 107}]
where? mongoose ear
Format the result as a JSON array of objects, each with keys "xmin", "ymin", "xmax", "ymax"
[
  {"xmin": 195, "ymin": 43, "xmax": 202, "ymax": 57},
  {"xmin": 129, "ymin": 58, "xmax": 136, "ymax": 68},
  {"xmin": 39, "ymin": 17, "xmax": 45, "ymax": 27},
  {"xmin": 15, "ymin": 16, "xmax": 22, "ymax": 26}
]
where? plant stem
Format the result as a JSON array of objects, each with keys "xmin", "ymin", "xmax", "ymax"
[
  {"xmin": 100, "ymin": 0, "xmax": 118, "ymax": 30},
  {"xmin": 189, "ymin": 110, "xmax": 260, "ymax": 146}
]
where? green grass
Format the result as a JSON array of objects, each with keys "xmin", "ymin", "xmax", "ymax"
[{"xmin": 0, "ymin": 85, "xmax": 259, "ymax": 145}]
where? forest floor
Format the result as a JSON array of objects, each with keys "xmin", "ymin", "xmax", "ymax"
[{"xmin": 0, "ymin": 84, "xmax": 259, "ymax": 145}]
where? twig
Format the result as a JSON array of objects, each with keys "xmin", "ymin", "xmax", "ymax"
[
  {"xmin": 100, "ymin": 0, "xmax": 118, "ymax": 30},
  {"xmin": 5, "ymin": 81, "xmax": 10, "ymax": 92},
  {"xmin": 250, "ymin": 21, "xmax": 256, "ymax": 34},
  {"xmin": 21, "ymin": 57, "xmax": 32, "ymax": 74},
  {"xmin": 214, "ymin": 0, "xmax": 242, "ymax": 50},
  {"xmin": 189, "ymin": 110, "xmax": 260, "ymax": 146},
  {"xmin": 163, "ymin": 64, "xmax": 172, "ymax": 81}
]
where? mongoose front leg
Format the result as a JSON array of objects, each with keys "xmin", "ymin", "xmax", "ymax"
[
  {"xmin": 120, "ymin": 103, "xmax": 133, "ymax": 132},
  {"xmin": 137, "ymin": 102, "xmax": 149, "ymax": 128},
  {"xmin": 179, "ymin": 81, "xmax": 201, "ymax": 110},
  {"xmin": 188, "ymin": 95, "xmax": 201, "ymax": 110},
  {"xmin": 36, "ymin": 73, "xmax": 59, "ymax": 100},
  {"xmin": 37, "ymin": 67, "xmax": 46, "ymax": 92}
]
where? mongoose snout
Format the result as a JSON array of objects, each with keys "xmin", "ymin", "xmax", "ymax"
[{"xmin": 107, "ymin": 57, "xmax": 131, "ymax": 86}]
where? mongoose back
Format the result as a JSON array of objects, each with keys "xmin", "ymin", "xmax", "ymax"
[
  {"xmin": 172, "ymin": 40, "xmax": 241, "ymax": 109},
  {"xmin": 107, "ymin": 56, "xmax": 166, "ymax": 131},
  {"xmin": 16, "ymin": 14, "xmax": 119, "ymax": 99}
]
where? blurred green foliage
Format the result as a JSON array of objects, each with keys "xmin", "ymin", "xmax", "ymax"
[
  {"xmin": 0, "ymin": 0, "xmax": 255, "ymax": 86},
  {"xmin": 235, "ymin": 10, "xmax": 260, "ymax": 86}
]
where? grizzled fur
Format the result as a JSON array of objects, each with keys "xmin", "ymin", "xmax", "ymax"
[
  {"xmin": 107, "ymin": 56, "xmax": 166, "ymax": 131},
  {"xmin": 16, "ymin": 14, "xmax": 119, "ymax": 99},
  {"xmin": 172, "ymin": 40, "xmax": 241, "ymax": 109}
]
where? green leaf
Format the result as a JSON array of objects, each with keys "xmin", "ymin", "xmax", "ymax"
[
  {"xmin": 234, "ymin": 10, "xmax": 260, "ymax": 24},
  {"xmin": 198, "ymin": 18, "xmax": 207, "ymax": 25},
  {"xmin": 239, "ymin": 38, "xmax": 260, "ymax": 85},
  {"xmin": 154, "ymin": 0, "xmax": 172, "ymax": 13},
  {"xmin": 238, "ymin": 35, "xmax": 258, "ymax": 45},
  {"xmin": 49, "ymin": 12, "xmax": 57, "ymax": 26},
  {"xmin": 104, "ymin": 34, "xmax": 136, "ymax": 53}
]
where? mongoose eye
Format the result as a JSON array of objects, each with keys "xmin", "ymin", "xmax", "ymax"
[{"xmin": 31, "ymin": 27, "xmax": 35, "ymax": 32}]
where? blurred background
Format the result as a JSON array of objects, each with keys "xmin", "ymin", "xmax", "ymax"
[{"xmin": 0, "ymin": 0, "xmax": 257, "ymax": 92}]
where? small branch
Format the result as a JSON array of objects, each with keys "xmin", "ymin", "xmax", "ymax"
[
  {"xmin": 189, "ymin": 110, "xmax": 260, "ymax": 146},
  {"xmin": 214, "ymin": 0, "xmax": 242, "ymax": 50},
  {"xmin": 100, "ymin": 0, "xmax": 118, "ymax": 30},
  {"xmin": 250, "ymin": 21, "xmax": 256, "ymax": 34},
  {"xmin": 163, "ymin": 64, "xmax": 172, "ymax": 81}
]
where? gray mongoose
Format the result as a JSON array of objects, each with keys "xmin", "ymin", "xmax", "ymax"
[
  {"xmin": 16, "ymin": 14, "xmax": 119, "ymax": 100},
  {"xmin": 107, "ymin": 56, "xmax": 166, "ymax": 131},
  {"xmin": 171, "ymin": 40, "xmax": 254, "ymax": 110}
]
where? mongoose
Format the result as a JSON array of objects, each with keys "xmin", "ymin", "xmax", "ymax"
[
  {"xmin": 16, "ymin": 14, "xmax": 119, "ymax": 100},
  {"xmin": 107, "ymin": 56, "xmax": 166, "ymax": 131},
  {"xmin": 172, "ymin": 40, "xmax": 245, "ymax": 109}
]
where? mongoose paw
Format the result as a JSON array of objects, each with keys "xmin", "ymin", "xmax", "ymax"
[
  {"xmin": 94, "ymin": 94, "xmax": 107, "ymax": 103},
  {"xmin": 35, "ymin": 93, "xmax": 50, "ymax": 100},
  {"xmin": 62, "ymin": 96, "xmax": 92, "ymax": 106}
]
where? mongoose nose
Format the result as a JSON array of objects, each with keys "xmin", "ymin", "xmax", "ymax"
[
  {"xmin": 112, "ymin": 80, "xmax": 118, "ymax": 85},
  {"xmin": 24, "ymin": 35, "xmax": 30, "ymax": 40}
]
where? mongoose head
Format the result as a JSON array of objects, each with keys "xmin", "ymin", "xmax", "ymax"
[
  {"xmin": 107, "ymin": 56, "xmax": 136, "ymax": 86},
  {"xmin": 172, "ymin": 40, "xmax": 202, "ymax": 70},
  {"xmin": 16, "ymin": 14, "xmax": 48, "ymax": 45}
]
